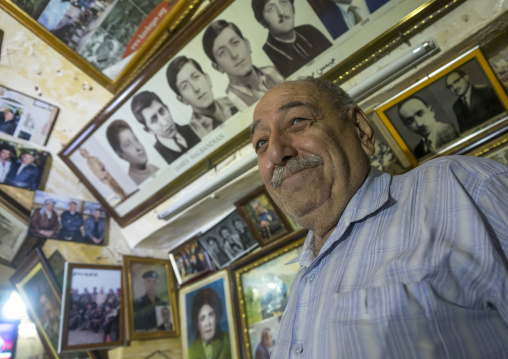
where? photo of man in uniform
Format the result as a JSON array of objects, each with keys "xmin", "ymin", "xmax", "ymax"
[
  {"xmin": 397, "ymin": 96, "xmax": 459, "ymax": 158},
  {"xmin": 252, "ymin": 0, "xmax": 332, "ymax": 77},
  {"xmin": 251, "ymin": 199, "xmax": 283, "ymax": 240},
  {"xmin": 133, "ymin": 270, "xmax": 167, "ymax": 332},
  {"xmin": 445, "ymin": 69, "xmax": 506, "ymax": 133},
  {"xmin": 29, "ymin": 198, "xmax": 59, "ymax": 239},
  {"xmin": 157, "ymin": 306, "xmax": 173, "ymax": 331},
  {"xmin": 58, "ymin": 201, "xmax": 84, "ymax": 241},
  {"xmin": 106, "ymin": 119, "xmax": 158, "ymax": 185},
  {"xmin": 166, "ymin": 56, "xmax": 239, "ymax": 139},
  {"xmin": 131, "ymin": 91, "xmax": 200, "ymax": 164},
  {"xmin": 202, "ymin": 20, "xmax": 283, "ymax": 110},
  {"xmin": 5, "ymin": 149, "xmax": 40, "ymax": 190}
]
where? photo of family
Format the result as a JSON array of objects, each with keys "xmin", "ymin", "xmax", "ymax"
[{"xmin": 169, "ymin": 236, "xmax": 214, "ymax": 286}]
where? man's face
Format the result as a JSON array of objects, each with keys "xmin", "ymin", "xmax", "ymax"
[
  {"xmin": 79, "ymin": 148, "xmax": 89, "ymax": 158},
  {"xmin": 262, "ymin": 0, "xmax": 295, "ymax": 37},
  {"xmin": 252, "ymin": 202, "xmax": 265, "ymax": 215},
  {"xmin": 212, "ymin": 27, "xmax": 253, "ymax": 79},
  {"xmin": 141, "ymin": 100, "xmax": 177, "ymax": 139},
  {"xmin": 3, "ymin": 110, "xmax": 14, "ymax": 121},
  {"xmin": 207, "ymin": 239, "xmax": 219, "ymax": 252},
  {"xmin": 234, "ymin": 220, "xmax": 244, "ymax": 232},
  {"xmin": 39, "ymin": 294, "xmax": 56, "ymax": 320},
  {"xmin": 21, "ymin": 153, "xmax": 35, "ymax": 165},
  {"xmin": 144, "ymin": 277, "xmax": 159, "ymax": 296},
  {"xmin": 446, "ymin": 72, "xmax": 470, "ymax": 97},
  {"xmin": 162, "ymin": 308, "xmax": 170, "ymax": 323},
  {"xmin": 251, "ymin": 81, "xmax": 374, "ymax": 228},
  {"xmin": 398, "ymin": 98, "xmax": 437, "ymax": 138},
  {"xmin": 0, "ymin": 149, "xmax": 11, "ymax": 161},
  {"xmin": 197, "ymin": 304, "xmax": 216, "ymax": 343},
  {"xmin": 262, "ymin": 330, "xmax": 274, "ymax": 347},
  {"xmin": 45, "ymin": 202, "xmax": 54, "ymax": 212},
  {"xmin": 93, "ymin": 209, "xmax": 101, "ymax": 220},
  {"xmin": 176, "ymin": 62, "xmax": 214, "ymax": 110},
  {"xmin": 69, "ymin": 202, "xmax": 77, "ymax": 212},
  {"xmin": 220, "ymin": 228, "xmax": 231, "ymax": 241},
  {"xmin": 117, "ymin": 129, "xmax": 148, "ymax": 166}
]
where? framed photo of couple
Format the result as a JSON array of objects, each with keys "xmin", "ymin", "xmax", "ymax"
[
  {"xmin": 59, "ymin": 0, "xmax": 466, "ymax": 226},
  {"xmin": 375, "ymin": 47, "xmax": 508, "ymax": 166}
]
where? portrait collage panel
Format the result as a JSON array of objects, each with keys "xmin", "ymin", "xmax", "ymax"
[
  {"xmin": 198, "ymin": 210, "xmax": 259, "ymax": 269},
  {"xmin": 29, "ymin": 190, "xmax": 107, "ymax": 245},
  {"xmin": 169, "ymin": 236, "xmax": 214, "ymax": 286},
  {"xmin": 376, "ymin": 48, "xmax": 508, "ymax": 162},
  {"xmin": 0, "ymin": 138, "xmax": 50, "ymax": 191},
  {"xmin": 0, "ymin": 85, "xmax": 59, "ymax": 145}
]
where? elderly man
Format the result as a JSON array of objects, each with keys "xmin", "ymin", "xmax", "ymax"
[
  {"xmin": 166, "ymin": 56, "xmax": 239, "ymax": 139},
  {"xmin": 84, "ymin": 208, "xmax": 105, "ymax": 245},
  {"xmin": 30, "ymin": 199, "xmax": 59, "ymax": 238},
  {"xmin": 5, "ymin": 149, "xmax": 40, "ymax": 190},
  {"xmin": 250, "ymin": 77, "xmax": 508, "ymax": 357},
  {"xmin": 255, "ymin": 327, "xmax": 275, "ymax": 359},
  {"xmin": 133, "ymin": 270, "xmax": 167, "ymax": 331},
  {"xmin": 58, "ymin": 201, "xmax": 84, "ymax": 241},
  {"xmin": 251, "ymin": 0, "xmax": 332, "ymax": 77},
  {"xmin": 251, "ymin": 200, "xmax": 283, "ymax": 239}
]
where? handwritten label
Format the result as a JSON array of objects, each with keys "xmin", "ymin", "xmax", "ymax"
[{"xmin": 312, "ymin": 58, "xmax": 336, "ymax": 77}]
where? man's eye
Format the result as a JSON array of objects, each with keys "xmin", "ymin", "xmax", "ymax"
[
  {"xmin": 415, "ymin": 110, "xmax": 424, "ymax": 117},
  {"xmin": 291, "ymin": 117, "xmax": 306, "ymax": 125},
  {"xmin": 255, "ymin": 139, "xmax": 267, "ymax": 151}
]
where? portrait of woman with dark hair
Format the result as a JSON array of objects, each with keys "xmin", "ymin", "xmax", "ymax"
[{"xmin": 188, "ymin": 287, "xmax": 231, "ymax": 359}]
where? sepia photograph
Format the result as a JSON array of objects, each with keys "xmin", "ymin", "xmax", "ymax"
[
  {"xmin": 169, "ymin": 236, "xmax": 214, "ymax": 286},
  {"xmin": 0, "ymin": 191, "xmax": 28, "ymax": 264}
]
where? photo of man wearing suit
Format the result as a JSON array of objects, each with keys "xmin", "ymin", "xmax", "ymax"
[
  {"xmin": 445, "ymin": 69, "xmax": 506, "ymax": 133},
  {"xmin": 306, "ymin": 0, "xmax": 390, "ymax": 39},
  {"xmin": 131, "ymin": 91, "xmax": 200, "ymax": 165},
  {"xmin": 5, "ymin": 149, "xmax": 40, "ymax": 190}
]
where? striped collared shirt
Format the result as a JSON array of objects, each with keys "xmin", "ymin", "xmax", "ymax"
[{"xmin": 271, "ymin": 156, "xmax": 508, "ymax": 359}]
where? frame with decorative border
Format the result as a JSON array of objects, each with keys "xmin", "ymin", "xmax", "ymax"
[
  {"xmin": 9, "ymin": 248, "xmax": 97, "ymax": 359},
  {"xmin": 375, "ymin": 46, "xmax": 508, "ymax": 167},
  {"xmin": 231, "ymin": 230, "xmax": 306, "ymax": 359},
  {"xmin": 179, "ymin": 270, "xmax": 239, "ymax": 359},
  {"xmin": 58, "ymin": 0, "xmax": 466, "ymax": 227},
  {"xmin": 0, "ymin": 0, "xmax": 203, "ymax": 93},
  {"xmin": 123, "ymin": 255, "xmax": 179, "ymax": 340},
  {"xmin": 168, "ymin": 234, "xmax": 214, "ymax": 287},
  {"xmin": 235, "ymin": 186, "xmax": 292, "ymax": 247},
  {"xmin": 58, "ymin": 262, "xmax": 124, "ymax": 352}
]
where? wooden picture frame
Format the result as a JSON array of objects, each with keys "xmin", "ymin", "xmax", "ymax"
[
  {"xmin": 0, "ymin": 185, "xmax": 29, "ymax": 265},
  {"xmin": 168, "ymin": 235, "xmax": 214, "ymax": 286},
  {"xmin": 198, "ymin": 209, "xmax": 259, "ymax": 269},
  {"xmin": 123, "ymin": 255, "xmax": 179, "ymax": 340},
  {"xmin": 232, "ymin": 231, "xmax": 305, "ymax": 359},
  {"xmin": 179, "ymin": 270, "xmax": 239, "ymax": 359},
  {"xmin": 58, "ymin": 262, "xmax": 124, "ymax": 352},
  {"xmin": 235, "ymin": 186, "xmax": 291, "ymax": 247},
  {"xmin": 0, "ymin": 0, "xmax": 202, "ymax": 93},
  {"xmin": 58, "ymin": 0, "xmax": 465, "ymax": 227},
  {"xmin": 9, "ymin": 248, "xmax": 96, "ymax": 359},
  {"xmin": 375, "ymin": 47, "xmax": 508, "ymax": 166}
]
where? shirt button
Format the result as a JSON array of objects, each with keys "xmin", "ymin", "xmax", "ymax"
[
  {"xmin": 307, "ymin": 273, "xmax": 315, "ymax": 282},
  {"xmin": 294, "ymin": 343, "xmax": 303, "ymax": 354}
]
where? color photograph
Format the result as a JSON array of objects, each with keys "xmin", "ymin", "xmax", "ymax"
[{"xmin": 169, "ymin": 236, "xmax": 214, "ymax": 286}]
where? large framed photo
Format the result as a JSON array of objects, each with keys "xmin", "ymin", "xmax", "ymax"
[
  {"xmin": 9, "ymin": 248, "xmax": 95, "ymax": 359},
  {"xmin": 375, "ymin": 47, "xmax": 508, "ymax": 165},
  {"xmin": 169, "ymin": 235, "xmax": 214, "ymax": 286},
  {"xmin": 0, "ymin": 186, "xmax": 29, "ymax": 265},
  {"xmin": 28, "ymin": 190, "xmax": 108, "ymax": 245},
  {"xmin": 58, "ymin": 263, "xmax": 124, "ymax": 352},
  {"xmin": 0, "ymin": 84, "xmax": 59, "ymax": 145},
  {"xmin": 198, "ymin": 209, "xmax": 259, "ymax": 269},
  {"xmin": 232, "ymin": 231, "xmax": 305, "ymax": 359},
  {"xmin": 123, "ymin": 255, "xmax": 179, "ymax": 340},
  {"xmin": 179, "ymin": 270, "xmax": 239, "ymax": 359},
  {"xmin": 59, "ymin": 0, "xmax": 465, "ymax": 226},
  {"xmin": 235, "ymin": 186, "xmax": 291, "ymax": 246},
  {"xmin": 0, "ymin": 0, "xmax": 201, "ymax": 93}
]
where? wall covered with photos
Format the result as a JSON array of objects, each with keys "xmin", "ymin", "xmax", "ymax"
[{"xmin": 1, "ymin": 0, "xmax": 508, "ymax": 358}]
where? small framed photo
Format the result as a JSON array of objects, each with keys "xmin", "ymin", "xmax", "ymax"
[
  {"xmin": 28, "ymin": 190, "xmax": 108, "ymax": 245},
  {"xmin": 9, "ymin": 248, "xmax": 95, "ymax": 359},
  {"xmin": 198, "ymin": 210, "xmax": 259, "ymax": 269},
  {"xmin": 0, "ymin": 186, "xmax": 29, "ymax": 265},
  {"xmin": 58, "ymin": 263, "xmax": 124, "ymax": 352},
  {"xmin": 179, "ymin": 270, "xmax": 239, "ymax": 359},
  {"xmin": 232, "ymin": 231, "xmax": 305, "ymax": 359},
  {"xmin": 169, "ymin": 236, "xmax": 214, "ymax": 286},
  {"xmin": 376, "ymin": 47, "xmax": 508, "ymax": 165},
  {"xmin": 123, "ymin": 255, "xmax": 179, "ymax": 340},
  {"xmin": 235, "ymin": 186, "xmax": 292, "ymax": 246}
]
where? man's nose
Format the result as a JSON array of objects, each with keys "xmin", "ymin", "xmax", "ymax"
[{"xmin": 266, "ymin": 132, "xmax": 297, "ymax": 166}]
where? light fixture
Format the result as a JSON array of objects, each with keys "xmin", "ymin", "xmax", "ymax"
[{"xmin": 2, "ymin": 291, "xmax": 26, "ymax": 320}]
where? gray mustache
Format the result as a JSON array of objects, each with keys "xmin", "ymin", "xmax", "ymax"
[{"xmin": 271, "ymin": 155, "xmax": 324, "ymax": 188}]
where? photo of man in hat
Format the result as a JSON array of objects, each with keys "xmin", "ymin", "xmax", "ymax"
[
  {"xmin": 133, "ymin": 270, "xmax": 168, "ymax": 331},
  {"xmin": 29, "ymin": 198, "xmax": 59, "ymax": 239},
  {"xmin": 5, "ymin": 148, "xmax": 40, "ymax": 190}
]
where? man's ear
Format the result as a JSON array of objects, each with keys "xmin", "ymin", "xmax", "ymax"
[
  {"xmin": 212, "ymin": 61, "xmax": 224, "ymax": 74},
  {"xmin": 349, "ymin": 106, "xmax": 375, "ymax": 156}
]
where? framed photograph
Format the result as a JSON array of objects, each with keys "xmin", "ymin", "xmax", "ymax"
[
  {"xmin": 235, "ymin": 186, "xmax": 291, "ymax": 246},
  {"xmin": 198, "ymin": 210, "xmax": 259, "ymax": 269},
  {"xmin": 375, "ymin": 47, "xmax": 508, "ymax": 165},
  {"xmin": 58, "ymin": 262, "xmax": 124, "ymax": 352},
  {"xmin": 123, "ymin": 255, "xmax": 179, "ymax": 340},
  {"xmin": 47, "ymin": 249, "xmax": 66, "ymax": 290},
  {"xmin": 28, "ymin": 190, "xmax": 108, "ymax": 245},
  {"xmin": 0, "ymin": 185, "xmax": 29, "ymax": 264},
  {"xmin": 0, "ymin": 84, "xmax": 59, "ymax": 145},
  {"xmin": 0, "ymin": 138, "xmax": 51, "ymax": 191},
  {"xmin": 169, "ymin": 235, "xmax": 214, "ymax": 286},
  {"xmin": 59, "ymin": 0, "xmax": 465, "ymax": 227},
  {"xmin": 9, "ymin": 248, "xmax": 95, "ymax": 359},
  {"xmin": 0, "ymin": 0, "xmax": 202, "ymax": 92},
  {"xmin": 179, "ymin": 270, "xmax": 239, "ymax": 359},
  {"xmin": 232, "ymin": 231, "xmax": 305, "ymax": 359}
]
